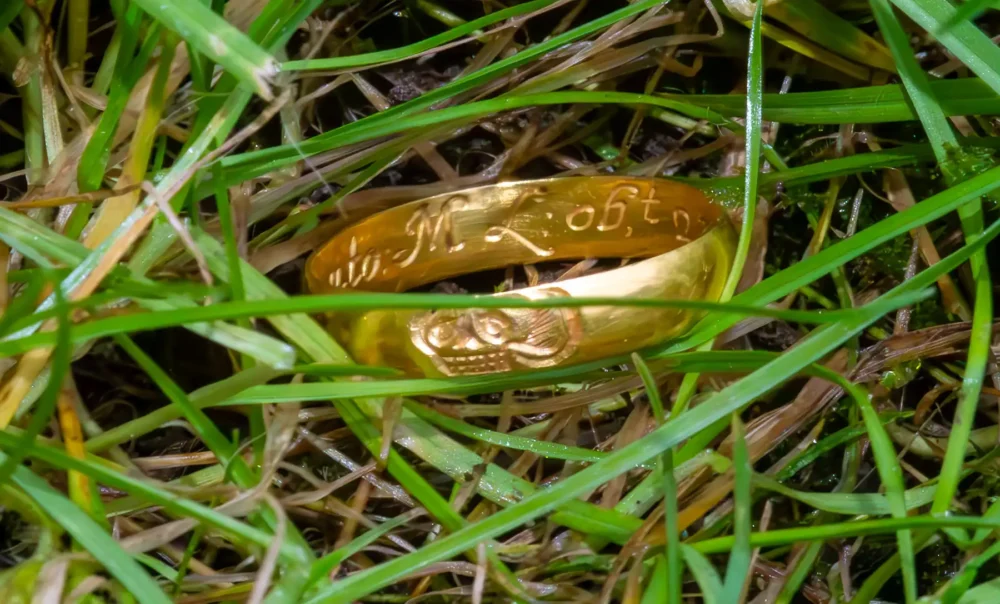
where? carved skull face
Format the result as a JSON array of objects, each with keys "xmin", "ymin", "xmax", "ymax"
[{"xmin": 410, "ymin": 293, "xmax": 581, "ymax": 376}]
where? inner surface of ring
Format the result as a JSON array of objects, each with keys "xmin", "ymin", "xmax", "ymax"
[
  {"xmin": 306, "ymin": 177, "xmax": 736, "ymax": 377},
  {"xmin": 306, "ymin": 177, "xmax": 726, "ymax": 295}
]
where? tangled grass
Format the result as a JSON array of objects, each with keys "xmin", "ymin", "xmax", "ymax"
[{"xmin": 1, "ymin": 0, "xmax": 999, "ymax": 602}]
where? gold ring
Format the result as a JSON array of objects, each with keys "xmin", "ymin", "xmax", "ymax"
[{"xmin": 306, "ymin": 177, "xmax": 737, "ymax": 377}]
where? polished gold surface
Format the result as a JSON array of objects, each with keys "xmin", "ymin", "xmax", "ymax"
[{"xmin": 307, "ymin": 177, "xmax": 737, "ymax": 377}]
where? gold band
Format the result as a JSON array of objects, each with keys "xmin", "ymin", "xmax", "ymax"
[{"xmin": 306, "ymin": 177, "xmax": 737, "ymax": 377}]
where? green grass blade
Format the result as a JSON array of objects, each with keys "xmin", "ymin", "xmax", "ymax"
[
  {"xmin": 219, "ymin": 0, "xmax": 690, "ymax": 178},
  {"xmin": 693, "ymin": 516, "xmax": 1000, "ymax": 553},
  {"xmin": 890, "ymin": 0, "xmax": 1000, "ymax": 95},
  {"xmin": 932, "ymin": 254, "xmax": 993, "ymax": 513},
  {"xmin": 937, "ymin": 0, "xmax": 998, "ymax": 33},
  {"xmin": 136, "ymin": 297, "xmax": 296, "ymax": 370},
  {"xmin": 753, "ymin": 475, "xmax": 936, "ymax": 515},
  {"xmin": 112, "ymin": 334, "xmax": 249, "ymax": 483},
  {"xmin": 2, "ymin": 460, "xmax": 172, "ymax": 603},
  {"xmin": 0, "ymin": 275, "xmax": 46, "ymax": 339},
  {"xmin": 750, "ymin": 138, "xmax": 999, "ymax": 193},
  {"xmin": 774, "ymin": 412, "xmax": 910, "ymax": 481},
  {"xmin": 850, "ymin": 384, "xmax": 917, "ymax": 601},
  {"xmin": 77, "ymin": 7, "xmax": 154, "ymax": 192},
  {"xmin": 722, "ymin": 0, "xmax": 763, "ymax": 300},
  {"xmin": 873, "ymin": 0, "xmax": 994, "ymax": 530},
  {"xmin": 84, "ymin": 365, "xmax": 283, "ymax": 453},
  {"xmin": 219, "ymin": 89, "xmax": 732, "ymax": 184},
  {"xmin": 283, "ymin": 0, "xmax": 559, "ymax": 71},
  {"xmin": 405, "ymin": 401, "xmax": 606, "ymax": 462},
  {"xmin": 0, "ymin": 292, "xmax": 877, "ymax": 358},
  {"xmin": 721, "ymin": 414, "xmax": 752, "ymax": 601},
  {"xmin": 0, "ymin": 279, "xmax": 71, "ymax": 484},
  {"xmin": 938, "ymin": 541, "xmax": 1000, "ymax": 604},
  {"xmin": 774, "ymin": 542, "xmax": 824, "ymax": 604},
  {"xmin": 870, "ymin": 0, "xmax": 957, "ymax": 160},
  {"xmin": 307, "ymin": 512, "xmax": 419, "ymax": 587},
  {"xmin": 766, "ymin": 0, "xmax": 896, "ymax": 71},
  {"xmin": 0, "ymin": 197, "xmax": 296, "ymax": 370},
  {"xmin": 680, "ymin": 544, "xmax": 725, "ymax": 604},
  {"xmin": 327, "ymin": 399, "xmax": 534, "ymax": 603},
  {"xmin": 211, "ymin": 163, "xmax": 247, "ymax": 307},
  {"xmin": 662, "ymin": 78, "xmax": 1000, "ymax": 124},
  {"xmin": 299, "ymin": 288, "xmax": 929, "ymax": 602},
  {"xmin": 0, "ymin": 0, "xmax": 23, "ymax": 33},
  {"xmin": 641, "ymin": 555, "xmax": 669, "ymax": 604},
  {"xmin": 663, "ymin": 166, "xmax": 1000, "ymax": 354},
  {"xmin": 633, "ymin": 354, "xmax": 681, "ymax": 604},
  {"xmin": 130, "ymin": 0, "xmax": 278, "ymax": 98},
  {"xmin": 957, "ymin": 577, "xmax": 1000, "ymax": 603},
  {"xmin": 112, "ymin": 333, "xmax": 316, "ymax": 571},
  {"xmin": 0, "ymin": 433, "xmax": 281, "ymax": 555}
]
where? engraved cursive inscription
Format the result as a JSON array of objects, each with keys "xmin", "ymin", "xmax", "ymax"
[
  {"xmin": 484, "ymin": 187, "xmax": 554, "ymax": 256},
  {"xmin": 392, "ymin": 195, "xmax": 468, "ymax": 268},
  {"xmin": 564, "ymin": 184, "xmax": 640, "ymax": 233},
  {"xmin": 566, "ymin": 206, "xmax": 595, "ymax": 231},
  {"xmin": 641, "ymin": 188, "xmax": 662, "ymax": 224},
  {"xmin": 596, "ymin": 185, "xmax": 634, "ymax": 231},
  {"xmin": 672, "ymin": 208, "xmax": 692, "ymax": 242},
  {"xmin": 484, "ymin": 225, "xmax": 555, "ymax": 256},
  {"xmin": 328, "ymin": 236, "xmax": 382, "ymax": 288}
]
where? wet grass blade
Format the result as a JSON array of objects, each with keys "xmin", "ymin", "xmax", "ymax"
[
  {"xmin": 722, "ymin": 0, "xmax": 763, "ymax": 300},
  {"xmin": 76, "ymin": 6, "xmax": 154, "ymax": 193},
  {"xmin": 0, "ymin": 290, "xmax": 884, "ymax": 358},
  {"xmin": 937, "ymin": 0, "xmax": 998, "ymax": 33},
  {"xmin": 721, "ymin": 415, "xmax": 752, "ymax": 602},
  {"xmin": 0, "ymin": 1, "xmax": 23, "ymax": 33},
  {"xmin": 662, "ymin": 166, "xmax": 1000, "ymax": 354},
  {"xmin": 0, "ymin": 205, "xmax": 296, "ymax": 368},
  {"xmin": 854, "ymin": 381, "xmax": 918, "ymax": 602},
  {"xmin": 890, "ymin": 0, "xmax": 1000, "ymax": 95},
  {"xmin": 0, "ymin": 279, "xmax": 71, "ymax": 485},
  {"xmin": 755, "ymin": 474, "xmax": 935, "ymax": 514},
  {"xmin": 936, "ymin": 541, "xmax": 1000, "ymax": 603},
  {"xmin": 775, "ymin": 542, "xmax": 824, "ymax": 604},
  {"xmin": 662, "ymin": 78, "xmax": 1000, "ymax": 124},
  {"xmin": 130, "ymin": 0, "xmax": 279, "ymax": 99},
  {"xmin": 766, "ymin": 0, "xmax": 895, "ymax": 71},
  {"xmin": 2, "ymin": 459, "xmax": 172, "ymax": 603},
  {"xmin": 406, "ymin": 401, "xmax": 607, "ymax": 463},
  {"xmin": 681, "ymin": 544, "xmax": 725, "ymax": 603},
  {"xmin": 0, "ymin": 433, "xmax": 284, "ymax": 556},
  {"xmin": 219, "ymin": 0, "xmax": 690, "ymax": 178},
  {"xmin": 300, "ymin": 286, "xmax": 931, "ymax": 602},
  {"xmin": 633, "ymin": 354, "xmax": 681, "ymax": 604},
  {"xmin": 190, "ymin": 230, "xmax": 647, "ymax": 550},
  {"xmin": 283, "ymin": 0, "xmax": 559, "ymax": 71},
  {"xmin": 688, "ymin": 516, "xmax": 1000, "ymax": 552},
  {"xmin": 872, "ymin": 0, "xmax": 994, "ymax": 531},
  {"xmin": 869, "ymin": 0, "xmax": 957, "ymax": 159}
]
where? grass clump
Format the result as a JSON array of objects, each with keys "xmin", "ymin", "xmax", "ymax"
[{"xmin": 1, "ymin": 0, "xmax": 999, "ymax": 602}]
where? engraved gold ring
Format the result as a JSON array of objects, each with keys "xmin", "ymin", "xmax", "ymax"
[{"xmin": 306, "ymin": 177, "xmax": 737, "ymax": 377}]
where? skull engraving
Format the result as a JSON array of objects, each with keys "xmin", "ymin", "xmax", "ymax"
[{"xmin": 409, "ymin": 290, "xmax": 582, "ymax": 376}]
